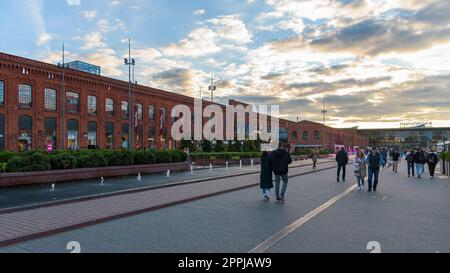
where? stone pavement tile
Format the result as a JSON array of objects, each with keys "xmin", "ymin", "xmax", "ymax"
[
  {"xmin": 268, "ymin": 162, "xmax": 450, "ymax": 253},
  {"xmin": 0, "ymin": 162, "xmax": 338, "ymax": 248},
  {"xmin": 0, "ymin": 158, "xmax": 332, "ymax": 210},
  {"xmin": 0, "ymin": 163, "xmax": 351, "ymax": 253}
]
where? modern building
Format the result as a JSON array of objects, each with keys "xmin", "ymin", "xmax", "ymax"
[
  {"xmin": 0, "ymin": 51, "xmax": 369, "ymax": 152},
  {"xmin": 66, "ymin": 61, "xmax": 101, "ymax": 75},
  {"xmin": 358, "ymin": 127, "xmax": 450, "ymax": 149}
]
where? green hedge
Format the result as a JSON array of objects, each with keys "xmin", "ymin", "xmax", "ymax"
[
  {"xmin": 293, "ymin": 148, "xmax": 332, "ymax": 156},
  {"xmin": 191, "ymin": 152, "xmax": 261, "ymax": 160},
  {"xmin": 0, "ymin": 149, "xmax": 187, "ymax": 173}
]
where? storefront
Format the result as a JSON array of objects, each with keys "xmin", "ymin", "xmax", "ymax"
[
  {"xmin": 18, "ymin": 115, "xmax": 32, "ymax": 151},
  {"xmin": 121, "ymin": 124, "xmax": 129, "ymax": 148},
  {"xmin": 105, "ymin": 122, "xmax": 114, "ymax": 149},
  {"xmin": 87, "ymin": 121, "xmax": 97, "ymax": 148},
  {"xmin": 67, "ymin": 119, "xmax": 79, "ymax": 150},
  {"xmin": 44, "ymin": 117, "xmax": 57, "ymax": 151}
]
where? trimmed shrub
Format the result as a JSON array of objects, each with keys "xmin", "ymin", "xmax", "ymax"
[
  {"xmin": 5, "ymin": 156, "xmax": 24, "ymax": 172},
  {"xmin": 134, "ymin": 150, "xmax": 156, "ymax": 165},
  {"xmin": 155, "ymin": 149, "xmax": 172, "ymax": 163},
  {"xmin": 77, "ymin": 152, "xmax": 108, "ymax": 168},
  {"xmin": 49, "ymin": 153, "xmax": 77, "ymax": 170},
  {"xmin": 2, "ymin": 148, "xmax": 186, "ymax": 173},
  {"xmin": 0, "ymin": 162, "xmax": 6, "ymax": 173},
  {"xmin": 0, "ymin": 151, "xmax": 16, "ymax": 163},
  {"xmin": 6, "ymin": 152, "xmax": 51, "ymax": 172}
]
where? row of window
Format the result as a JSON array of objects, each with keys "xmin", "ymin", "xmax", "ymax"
[
  {"xmin": 291, "ymin": 130, "xmax": 321, "ymax": 141},
  {"xmin": 0, "ymin": 81, "xmax": 168, "ymax": 122},
  {"xmin": 9, "ymin": 115, "xmax": 169, "ymax": 151}
]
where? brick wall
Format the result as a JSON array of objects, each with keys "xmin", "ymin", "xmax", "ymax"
[{"xmin": 0, "ymin": 161, "xmax": 189, "ymax": 188}]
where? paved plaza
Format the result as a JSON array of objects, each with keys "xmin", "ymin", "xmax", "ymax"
[{"xmin": 0, "ymin": 160, "xmax": 449, "ymax": 253}]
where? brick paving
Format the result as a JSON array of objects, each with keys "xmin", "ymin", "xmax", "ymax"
[
  {"xmin": 0, "ymin": 161, "xmax": 337, "ymax": 248},
  {"xmin": 0, "ymin": 158, "xmax": 332, "ymax": 211}
]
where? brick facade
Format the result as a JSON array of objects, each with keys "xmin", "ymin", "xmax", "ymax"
[{"xmin": 0, "ymin": 52, "xmax": 368, "ymax": 152}]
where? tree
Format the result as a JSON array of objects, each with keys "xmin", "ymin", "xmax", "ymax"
[
  {"xmin": 214, "ymin": 140, "xmax": 225, "ymax": 152},
  {"xmin": 179, "ymin": 138, "xmax": 195, "ymax": 151},
  {"xmin": 243, "ymin": 140, "xmax": 256, "ymax": 152},
  {"xmin": 202, "ymin": 140, "xmax": 212, "ymax": 152}
]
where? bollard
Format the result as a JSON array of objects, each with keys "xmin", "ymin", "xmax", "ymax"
[
  {"xmin": 226, "ymin": 161, "xmax": 229, "ymax": 170},
  {"xmin": 50, "ymin": 183, "xmax": 55, "ymax": 192},
  {"xmin": 137, "ymin": 173, "xmax": 142, "ymax": 182},
  {"xmin": 167, "ymin": 170, "xmax": 171, "ymax": 177},
  {"xmin": 210, "ymin": 163, "xmax": 213, "ymax": 172},
  {"xmin": 251, "ymin": 159, "xmax": 254, "ymax": 169},
  {"xmin": 240, "ymin": 160, "xmax": 242, "ymax": 169},
  {"xmin": 190, "ymin": 165, "xmax": 194, "ymax": 175},
  {"xmin": 100, "ymin": 177, "xmax": 104, "ymax": 186}
]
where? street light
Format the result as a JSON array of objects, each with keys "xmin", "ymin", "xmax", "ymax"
[
  {"xmin": 57, "ymin": 43, "xmax": 70, "ymax": 150},
  {"xmin": 124, "ymin": 38, "xmax": 136, "ymax": 149},
  {"xmin": 208, "ymin": 74, "xmax": 216, "ymax": 103}
]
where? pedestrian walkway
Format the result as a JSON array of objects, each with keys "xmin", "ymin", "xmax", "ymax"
[
  {"xmin": 267, "ymin": 163, "xmax": 450, "ymax": 253},
  {"xmin": 2, "ymin": 161, "xmax": 447, "ymax": 253},
  {"xmin": 0, "ymin": 158, "xmax": 333, "ymax": 211},
  {"xmin": 0, "ymin": 161, "xmax": 338, "ymax": 248}
]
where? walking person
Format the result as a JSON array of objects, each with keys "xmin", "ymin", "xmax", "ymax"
[
  {"xmin": 353, "ymin": 150, "xmax": 367, "ymax": 191},
  {"xmin": 381, "ymin": 148, "xmax": 388, "ymax": 168},
  {"xmin": 336, "ymin": 147, "xmax": 349, "ymax": 182},
  {"xmin": 413, "ymin": 148, "xmax": 426, "ymax": 179},
  {"xmin": 366, "ymin": 147, "xmax": 384, "ymax": 192},
  {"xmin": 426, "ymin": 150, "xmax": 439, "ymax": 180},
  {"xmin": 311, "ymin": 148, "xmax": 320, "ymax": 170},
  {"xmin": 270, "ymin": 143, "xmax": 293, "ymax": 202},
  {"xmin": 392, "ymin": 150, "xmax": 401, "ymax": 173},
  {"xmin": 260, "ymin": 151, "xmax": 273, "ymax": 200},
  {"xmin": 406, "ymin": 150, "xmax": 415, "ymax": 177}
]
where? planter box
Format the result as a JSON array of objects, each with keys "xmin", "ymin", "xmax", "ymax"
[
  {"xmin": 192, "ymin": 158, "xmax": 261, "ymax": 167},
  {"xmin": 0, "ymin": 162, "xmax": 189, "ymax": 188}
]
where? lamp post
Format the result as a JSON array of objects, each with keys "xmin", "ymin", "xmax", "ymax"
[
  {"xmin": 57, "ymin": 44, "xmax": 69, "ymax": 150},
  {"xmin": 208, "ymin": 74, "xmax": 216, "ymax": 103},
  {"xmin": 124, "ymin": 38, "xmax": 136, "ymax": 150}
]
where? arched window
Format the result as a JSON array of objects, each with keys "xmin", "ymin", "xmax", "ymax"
[
  {"xmin": 160, "ymin": 107, "xmax": 167, "ymax": 123},
  {"xmin": 291, "ymin": 131, "xmax": 298, "ymax": 141},
  {"xmin": 66, "ymin": 92, "xmax": 80, "ymax": 113},
  {"xmin": 87, "ymin": 95, "xmax": 97, "ymax": 115},
  {"xmin": 44, "ymin": 88, "xmax": 57, "ymax": 111},
  {"xmin": 302, "ymin": 131, "xmax": 308, "ymax": 140},
  {"xmin": 18, "ymin": 115, "xmax": 32, "ymax": 151},
  {"xmin": 148, "ymin": 105, "xmax": 155, "ymax": 121},
  {"xmin": 136, "ymin": 103, "xmax": 143, "ymax": 121},
  {"xmin": 0, "ymin": 80, "xmax": 4, "ymax": 106},
  {"xmin": 105, "ymin": 98, "xmax": 114, "ymax": 116},
  {"xmin": 18, "ymin": 84, "xmax": 32, "ymax": 108},
  {"xmin": 314, "ymin": 130, "xmax": 320, "ymax": 140}
]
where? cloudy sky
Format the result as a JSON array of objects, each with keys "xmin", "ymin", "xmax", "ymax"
[{"xmin": 1, "ymin": 0, "xmax": 450, "ymax": 129}]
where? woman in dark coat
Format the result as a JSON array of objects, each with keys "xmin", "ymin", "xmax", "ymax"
[{"xmin": 260, "ymin": 151, "xmax": 273, "ymax": 200}]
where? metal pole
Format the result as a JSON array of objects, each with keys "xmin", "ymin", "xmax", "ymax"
[
  {"xmin": 61, "ymin": 44, "xmax": 66, "ymax": 150},
  {"xmin": 128, "ymin": 38, "xmax": 133, "ymax": 150}
]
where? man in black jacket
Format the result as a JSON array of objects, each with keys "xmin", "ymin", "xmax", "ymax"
[
  {"xmin": 413, "ymin": 148, "xmax": 426, "ymax": 179},
  {"xmin": 392, "ymin": 150, "xmax": 400, "ymax": 173},
  {"xmin": 367, "ymin": 147, "xmax": 383, "ymax": 192},
  {"xmin": 426, "ymin": 150, "xmax": 439, "ymax": 179},
  {"xmin": 405, "ymin": 150, "xmax": 415, "ymax": 177},
  {"xmin": 335, "ymin": 147, "xmax": 349, "ymax": 182},
  {"xmin": 270, "ymin": 143, "xmax": 293, "ymax": 202}
]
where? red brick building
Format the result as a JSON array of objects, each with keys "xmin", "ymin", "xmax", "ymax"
[
  {"xmin": 287, "ymin": 120, "xmax": 369, "ymax": 152},
  {"xmin": 0, "ymin": 52, "xmax": 368, "ymax": 152}
]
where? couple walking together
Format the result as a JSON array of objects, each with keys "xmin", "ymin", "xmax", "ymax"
[{"xmin": 260, "ymin": 143, "xmax": 293, "ymax": 202}]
